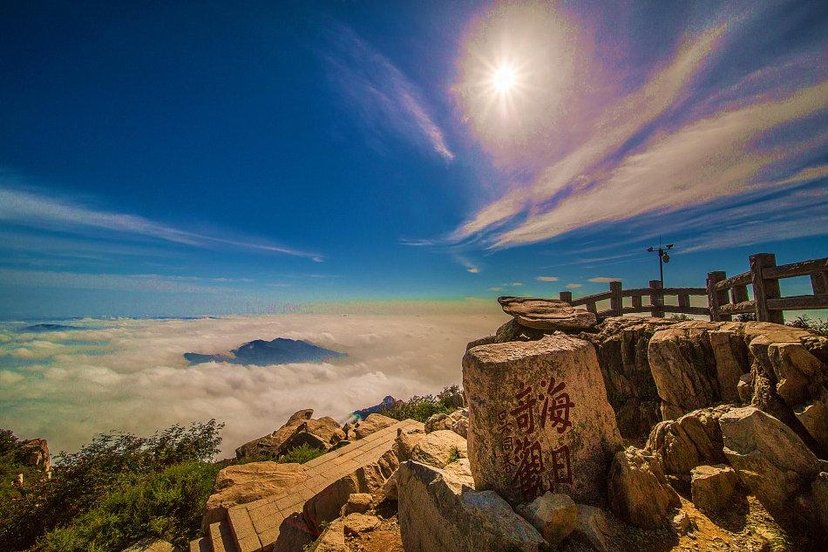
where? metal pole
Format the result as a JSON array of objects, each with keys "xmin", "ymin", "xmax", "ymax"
[{"xmin": 659, "ymin": 249, "xmax": 664, "ymax": 287}]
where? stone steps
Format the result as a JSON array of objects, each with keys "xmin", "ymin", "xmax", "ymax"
[{"xmin": 191, "ymin": 418, "xmax": 422, "ymax": 552}]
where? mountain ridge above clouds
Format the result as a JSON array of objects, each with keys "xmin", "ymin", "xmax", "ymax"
[{"xmin": 184, "ymin": 337, "xmax": 346, "ymax": 366}]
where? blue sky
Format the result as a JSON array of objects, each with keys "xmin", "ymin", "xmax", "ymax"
[{"xmin": 0, "ymin": 0, "xmax": 826, "ymax": 318}]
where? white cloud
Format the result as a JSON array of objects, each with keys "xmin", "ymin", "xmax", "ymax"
[
  {"xmin": 565, "ymin": 283, "xmax": 582, "ymax": 289},
  {"xmin": 0, "ymin": 186, "xmax": 323, "ymax": 261},
  {"xmin": 536, "ymin": 276, "xmax": 559, "ymax": 282},
  {"xmin": 467, "ymin": 267, "xmax": 480, "ymax": 274},
  {"xmin": 588, "ymin": 277, "xmax": 621, "ymax": 283},
  {"xmin": 324, "ymin": 24, "xmax": 453, "ymax": 161},
  {"xmin": 0, "ymin": 314, "xmax": 506, "ymax": 457},
  {"xmin": 489, "ymin": 287, "xmax": 503, "ymax": 292}
]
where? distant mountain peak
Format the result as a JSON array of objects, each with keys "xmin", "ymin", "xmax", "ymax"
[{"xmin": 184, "ymin": 337, "xmax": 346, "ymax": 366}]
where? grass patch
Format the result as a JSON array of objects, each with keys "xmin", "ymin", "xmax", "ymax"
[{"xmin": 377, "ymin": 385, "xmax": 463, "ymax": 423}]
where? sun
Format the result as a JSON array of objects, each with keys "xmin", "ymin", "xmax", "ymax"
[{"xmin": 492, "ymin": 64, "xmax": 518, "ymax": 94}]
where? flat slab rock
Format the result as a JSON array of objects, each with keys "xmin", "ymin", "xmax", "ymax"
[{"xmin": 498, "ymin": 296, "xmax": 597, "ymax": 331}]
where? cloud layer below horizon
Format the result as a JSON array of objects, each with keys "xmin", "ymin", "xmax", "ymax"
[{"xmin": 0, "ymin": 314, "xmax": 503, "ymax": 457}]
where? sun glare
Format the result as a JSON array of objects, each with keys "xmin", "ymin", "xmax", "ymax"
[{"xmin": 492, "ymin": 64, "xmax": 517, "ymax": 94}]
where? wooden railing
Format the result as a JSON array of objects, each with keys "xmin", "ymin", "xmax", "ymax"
[
  {"xmin": 559, "ymin": 280, "xmax": 708, "ymax": 320},
  {"xmin": 707, "ymin": 253, "xmax": 828, "ymax": 323}
]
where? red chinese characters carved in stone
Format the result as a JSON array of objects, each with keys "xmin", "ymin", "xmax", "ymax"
[{"xmin": 539, "ymin": 377, "xmax": 575, "ymax": 434}]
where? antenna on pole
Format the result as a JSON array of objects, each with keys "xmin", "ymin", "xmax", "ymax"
[{"xmin": 647, "ymin": 242, "xmax": 674, "ymax": 287}]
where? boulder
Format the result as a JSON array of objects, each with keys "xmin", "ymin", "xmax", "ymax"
[
  {"xmin": 494, "ymin": 318, "xmax": 546, "ymax": 343},
  {"xmin": 204, "ymin": 462, "xmax": 308, "ymax": 527},
  {"xmin": 647, "ymin": 321, "xmax": 828, "ymax": 457},
  {"xmin": 303, "ymin": 462, "xmax": 387, "ymax": 534},
  {"xmin": 579, "ymin": 317, "xmax": 680, "ymax": 439},
  {"xmin": 352, "ymin": 413, "xmax": 397, "ymax": 440},
  {"xmin": 463, "ymin": 334, "xmax": 622, "ymax": 505},
  {"xmin": 424, "ymin": 408, "xmax": 469, "ymax": 437},
  {"xmin": 340, "ymin": 492, "xmax": 372, "ymax": 516},
  {"xmin": 410, "ymin": 429, "xmax": 468, "ymax": 469},
  {"xmin": 281, "ymin": 416, "xmax": 346, "ymax": 452},
  {"xmin": 498, "ymin": 296, "xmax": 597, "ymax": 331},
  {"xmin": 607, "ymin": 446, "xmax": 680, "ymax": 528},
  {"xmin": 795, "ymin": 399, "xmax": 828, "ymax": 452},
  {"xmin": 645, "ymin": 405, "xmax": 733, "ymax": 477},
  {"xmin": 397, "ymin": 460, "xmax": 547, "ymax": 552},
  {"xmin": 309, "ymin": 512, "xmax": 382, "ymax": 551},
  {"xmin": 517, "ymin": 491, "xmax": 577, "ymax": 546},
  {"xmin": 571, "ymin": 504, "xmax": 613, "ymax": 552},
  {"xmin": 719, "ymin": 406, "xmax": 821, "ymax": 522},
  {"xmin": 19, "ymin": 438, "xmax": 51, "ymax": 472},
  {"xmin": 690, "ymin": 464, "xmax": 739, "ymax": 514},
  {"xmin": 235, "ymin": 409, "xmax": 313, "ymax": 459},
  {"xmin": 393, "ymin": 425, "xmax": 425, "ymax": 462}
]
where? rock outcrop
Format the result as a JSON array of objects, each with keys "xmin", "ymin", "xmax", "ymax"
[
  {"xmin": 719, "ymin": 406, "xmax": 827, "ymax": 530},
  {"xmin": 498, "ymin": 296, "xmax": 597, "ymax": 331},
  {"xmin": 235, "ymin": 409, "xmax": 346, "ymax": 460},
  {"xmin": 607, "ymin": 446, "xmax": 680, "ymax": 528},
  {"xmin": 579, "ymin": 317, "xmax": 680, "ymax": 438},
  {"xmin": 647, "ymin": 321, "xmax": 828, "ymax": 457},
  {"xmin": 350, "ymin": 413, "xmax": 397, "ymax": 440},
  {"xmin": 424, "ymin": 408, "xmax": 469, "ymax": 437},
  {"xmin": 463, "ymin": 333, "xmax": 622, "ymax": 506},
  {"xmin": 690, "ymin": 464, "xmax": 740, "ymax": 514},
  {"xmin": 517, "ymin": 491, "xmax": 577, "ymax": 546},
  {"xmin": 645, "ymin": 405, "xmax": 732, "ymax": 479},
  {"xmin": 410, "ymin": 429, "xmax": 468, "ymax": 469},
  {"xmin": 397, "ymin": 460, "xmax": 547, "ymax": 552},
  {"xmin": 204, "ymin": 461, "xmax": 309, "ymax": 527}
]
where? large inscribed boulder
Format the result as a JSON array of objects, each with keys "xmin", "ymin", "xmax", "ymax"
[{"xmin": 463, "ymin": 334, "xmax": 622, "ymax": 506}]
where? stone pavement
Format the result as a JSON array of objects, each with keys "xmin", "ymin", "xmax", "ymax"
[{"xmin": 190, "ymin": 418, "xmax": 422, "ymax": 552}]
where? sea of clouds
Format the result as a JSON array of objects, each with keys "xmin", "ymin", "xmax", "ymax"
[{"xmin": 0, "ymin": 314, "xmax": 506, "ymax": 458}]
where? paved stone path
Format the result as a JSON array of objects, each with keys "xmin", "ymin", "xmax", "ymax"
[{"xmin": 190, "ymin": 418, "xmax": 422, "ymax": 552}]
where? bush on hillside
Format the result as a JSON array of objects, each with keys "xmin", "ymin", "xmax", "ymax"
[
  {"xmin": 378, "ymin": 385, "xmax": 463, "ymax": 423},
  {"xmin": 0, "ymin": 430, "xmax": 47, "ymax": 501},
  {"xmin": 0, "ymin": 420, "xmax": 223, "ymax": 551},
  {"xmin": 787, "ymin": 314, "xmax": 828, "ymax": 337}
]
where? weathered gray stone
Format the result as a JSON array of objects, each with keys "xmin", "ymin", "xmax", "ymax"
[
  {"xmin": 203, "ymin": 462, "xmax": 308, "ymax": 529},
  {"xmin": 495, "ymin": 318, "xmax": 546, "ymax": 343},
  {"xmin": 352, "ymin": 413, "xmax": 397, "ymax": 440},
  {"xmin": 579, "ymin": 317, "xmax": 680, "ymax": 439},
  {"xmin": 463, "ymin": 334, "xmax": 622, "ymax": 506},
  {"xmin": 397, "ymin": 460, "xmax": 547, "ymax": 552},
  {"xmin": 795, "ymin": 399, "xmax": 828, "ymax": 452},
  {"xmin": 410, "ymin": 429, "xmax": 468, "ymax": 469},
  {"xmin": 690, "ymin": 464, "xmax": 739, "ymax": 514},
  {"xmin": 572, "ymin": 504, "xmax": 613, "ymax": 552},
  {"xmin": 498, "ymin": 296, "xmax": 597, "ymax": 331},
  {"xmin": 340, "ymin": 492, "xmax": 372, "ymax": 516},
  {"xmin": 608, "ymin": 446, "xmax": 680, "ymax": 528},
  {"xmin": 645, "ymin": 405, "xmax": 733, "ymax": 477},
  {"xmin": 517, "ymin": 491, "xmax": 577, "ymax": 546},
  {"xmin": 719, "ymin": 406, "xmax": 820, "ymax": 520}
]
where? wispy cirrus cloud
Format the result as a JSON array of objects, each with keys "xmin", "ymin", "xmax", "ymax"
[
  {"xmin": 448, "ymin": 2, "xmax": 828, "ymax": 251},
  {"xmin": 323, "ymin": 23, "xmax": 454, "ymax": 161},
  {"xmin": 536, "ymin": 276, "xmax": 559, "ymax": 282},
  {"xmin": 0, "ymin": 186, "xmax": 323, "ymax": 261},
  {"xmin": 588, "ymin": 277, "xmax": 621, "ymax": 283}
]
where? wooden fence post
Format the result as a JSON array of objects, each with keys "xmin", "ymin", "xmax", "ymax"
[
  {"xmin": 649, "ymin": 280, "xmax": 664, "ymax": 318},
  {"xmin": 812, "ymin": 271, "xmax": 828, "ymax": 296},
  {"xmin": 559, "ymin": 291, "xmax": 573, "ymax": 303},
  {"xmin": 750, "ymin": 253, "xmax": 783, "ymax": 324},
  {"xmin": 731, "ymin": 284, "xmax": 749, "ymax": 304},
  {"xmin": 609, "ymin": 281, "xmax": 623, "ymax": 317},
  {"xmin": 632, "ymin": 294, "xmax": 642, "ymax": 312},
  {"xmin": 707, "ymin": 271, "xmax": 731, "ymax": 321}
]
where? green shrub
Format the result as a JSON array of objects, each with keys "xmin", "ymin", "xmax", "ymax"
[
  {"xmin": 378, "ymin": 385, "xmax": 463, "ymax": 423},
  {"xmin": 39, "ymin": 461, "xmax": 220, "ymax": 552},
  {"xmin": 0, "ymin": 420, "xmax": 223, "ymax": 551},
  {"xmin": 787, "ymin": 315, "xmax": 828, "ymax": 337},
  {"xmin": 0, "ymin": 429, "xmax": 46, "ymax": 501},
  {"xmin": 279, "ymin": 443, "xmax": 324, "ymax": 464}
]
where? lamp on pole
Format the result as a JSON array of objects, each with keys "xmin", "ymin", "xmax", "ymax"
[{"xmin": 647, "ymin": 242, "xmax": 674, "ymax": 287}]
